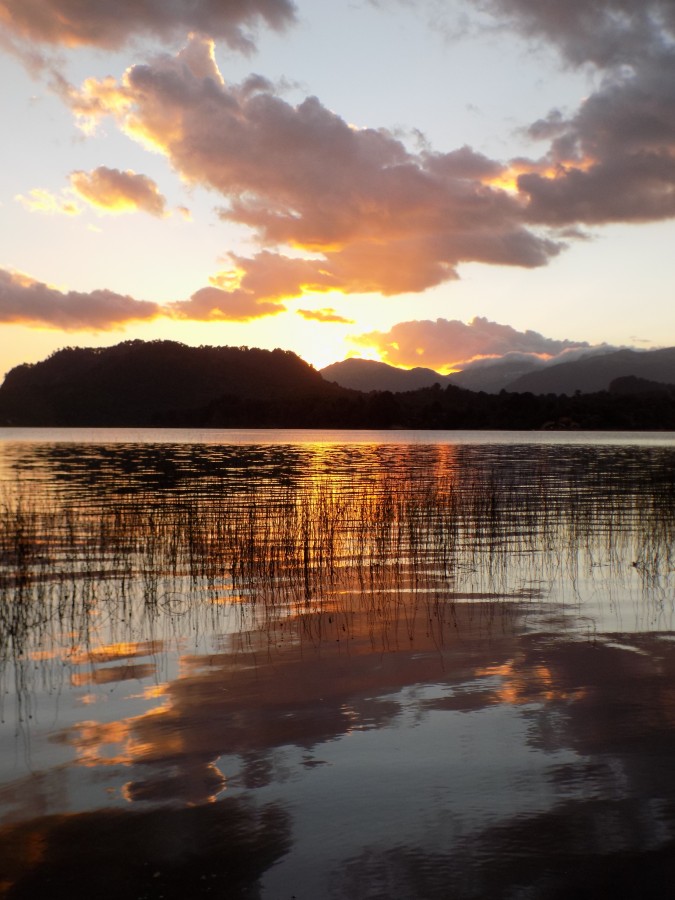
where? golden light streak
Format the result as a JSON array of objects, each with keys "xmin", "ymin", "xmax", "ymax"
[
  {"xmin": 78, "ymin": 694, "xmax": 99, "ymax": 706},
  {"xmin": 70, "ymin": 640, "xmax": 163, "ymax": 665},
  {"xmin": 142, "ymin": 684, "xmax": 168, "ymax": 699},
  {"xmin": 72, "ymin": 720, "xmax": 133, "ymax": 767},
  {"xmin": 477, "ymin": 659, "xmax": 587, "ymax": 705}
]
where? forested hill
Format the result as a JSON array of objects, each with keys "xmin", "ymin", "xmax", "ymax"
[
  {"xmin": 0, "ymin": 340, "xmax": 342, "ymax": 426},
  {"xmin": 1, "ymin": 340, "xmax": 675, "ymax": 429}
]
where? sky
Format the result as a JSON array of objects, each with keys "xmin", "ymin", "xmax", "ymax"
[{"xmin": 2, "ymin": 0, "xmax": 675, "ymax": 382}]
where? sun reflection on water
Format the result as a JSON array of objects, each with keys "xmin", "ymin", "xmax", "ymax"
[{"xmin": 1, "ymin": 436, "xmax": 675, "ymax": 897}]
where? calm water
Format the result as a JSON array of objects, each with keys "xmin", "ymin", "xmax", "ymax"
[{"xmin": 1, "ymin": 429, "xmax": 675, "ymax": 899}]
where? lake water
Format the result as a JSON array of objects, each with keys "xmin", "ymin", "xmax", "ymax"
[{"xmin": 1, "ymin": 429, "xmax": 675, "ymax": 899}]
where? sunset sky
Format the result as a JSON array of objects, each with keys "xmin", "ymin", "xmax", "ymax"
[{"xmin": 2, "ymin": 0, "xmax": 675, "ymax": 381}]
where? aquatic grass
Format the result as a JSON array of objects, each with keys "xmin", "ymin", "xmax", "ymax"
[{"xmin": 1, "ymin": 454, "xmax": 674, "ymax": 673}]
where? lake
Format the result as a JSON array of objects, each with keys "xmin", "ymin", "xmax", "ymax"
[{"xmin": 1, "ymin": 429, "xmax": 675, "ymax": 899}]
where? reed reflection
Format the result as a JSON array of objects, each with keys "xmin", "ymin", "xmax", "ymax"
[{"xmin": 1, "ymin": 438, "xmax": 675, "ymax": 898}]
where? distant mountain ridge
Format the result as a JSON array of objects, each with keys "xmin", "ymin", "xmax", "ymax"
[
  {"xmin": 505, "ymin": 347, "xmax": 675, "ymax": 394},
  {"xmin": 320, "ymin": 356, "xmax": 549, "ymax": 394},
  {"xmin": 322, "ymin": 347, "xmax": 675, "ymax": 396}
]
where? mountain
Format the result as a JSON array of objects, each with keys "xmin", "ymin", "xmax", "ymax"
[
  {"xmin": 505, "ymin": 347, "xmax": 675, "ymax": 395},
  {"xmin": 321, "ymin": 356, "xmax": 551, "ymax": 393},
  {"xmin": 2, "ymin": 340, "xmax": 675, "ymax": 430},
  {"xmin": 446, "ymin": 357, "xmax": 546, "ymax": 392},
  {"xmin": 322, "ymin": 350, "xmax": 625, "ymax": 394},
  {"xmin": 0, "ymin": 340, "xmax": 339, "ymax": 426},
  {"xmin": 320, "ymin": 358, "xmax": 453, "ymax": 392}
]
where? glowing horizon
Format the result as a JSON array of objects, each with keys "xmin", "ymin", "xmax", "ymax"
[{"xmin": 2, "ymin": 2, "xmax": 675, "ymax": 382}]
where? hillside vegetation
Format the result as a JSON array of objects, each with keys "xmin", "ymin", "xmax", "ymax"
[{"xmin": 1, "ymin": 340, "xmax": 675, "ymax": 429}]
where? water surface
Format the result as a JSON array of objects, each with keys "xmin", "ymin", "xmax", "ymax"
[{"xmin": 1, "ymin": 430, "xmax": 674, "ymax": 898}]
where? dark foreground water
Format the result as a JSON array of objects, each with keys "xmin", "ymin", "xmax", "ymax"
[{"xmin": 1, "ymin": 429, "xmax": 675, "ymax": 899}]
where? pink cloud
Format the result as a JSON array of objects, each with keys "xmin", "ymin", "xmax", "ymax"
[
  {"xmin": 0, "ymin": 266, "xmax": 288, "ymax": 330},
  {"xmin": 171, "ymin": 286, "xmax": 285, "ymax": 321},
  {"xmin": 0, "ymin": 269, "xmax": 161, "ymax": 330},
  {"xmin": 64, "ymin": 36, "xmax": 560, "ymax": 306},
  {"xmin": 351, "ymin": 316, "xmax": 592, "ymax": 371},
  {"xmin": 69, "ymin": 167, "xmax": 169, "ymax": 217}
]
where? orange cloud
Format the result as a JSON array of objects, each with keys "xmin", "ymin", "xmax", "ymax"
[
  {"xmin": 64, "ymin": 36, "xmax": 561, "ymax": 307},
  {"xmin": 172, "ymin": 286, "xmax": 286, "ymax": 322},
  {"xmin": 39, "ymin": 7, "xmax": 675, "ymax": 319},
  {"xmin": 297, "ymin": 308, "xmax": 354, "ymax": 324},
  {"xmin": 351, "ymin": 316, "xmax": 592, "ymax": 371},
  {"xmin": 69, "ymin": 167, "xmax": 169, "ymax": 217},
  {"xmin": 214, "ymin": 251, "xmax": 339, "ymax": 300}
]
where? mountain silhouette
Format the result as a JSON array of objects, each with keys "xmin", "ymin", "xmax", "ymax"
[
  {"xmin": 2, "ymin": 340, "xmax": 675, "ymax": 429},
  {"xmin": 321, "ymin": 357, "xmax": 549, "ymax": 393},
  {"xmin": 504, "ymin": 347, "xmax": 675, "ymax": 394},
  {"xmin": 321, "ymin": 359, "xmax": 454, "ymax": 392},
  {"xmin": 321, "ymin": 353, "xmax": 623, "ymax": 394},
  {"xmin": 0, "ymin": 340, "xmax": 338, "ymax": 426}
]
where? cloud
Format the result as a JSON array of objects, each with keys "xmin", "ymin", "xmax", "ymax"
[
  {"xmin": 171, "ymin": 286, "xmax": 286, "ymax": 321},
  {"xmin": 479, "ymin": 0, "xmax": 672, "ymax": 68},
  {"xmin": 0, "ymin": 0, "xmax": 297, "ymax": 53},
  {"xmin": 469, "ymin": 1, "xmax": 675, "ymax": 227},
  {"xmin": 16, "ymin": 169, "xmax": 180, "ymax": 220},
  {"xmin": 0, "ymin": 266, "xmax": 287, "ymax": 329},
  {"xmin": 69, "ymin": 167, "xmax": 169, "ymax": 217},
  {"xmin": 296, "ymin": 308, "xmax": 354, "ymax": 324},
  {"xmin": 351, "ymin": 316, "xmax": 592, "ymax": 371},
  {"xmin": 0, "ymin": 269, "xmax": 161, "ymax": 330},
  {"xmin": 15, "ymin": 187, "xmax": 81, "ymax": 216},
  {"xmin": 45, "ymin": 12, "xmax": 675, "ymax": 311},
  {"xmin": 517, "ymin": 55, "xmax": 675, "ymax": 225},
  {"xmin": 64, "ymin": 36, "xmax": 561, "ymax": 306}
]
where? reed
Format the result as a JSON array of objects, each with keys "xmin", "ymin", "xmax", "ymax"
[{"xmin": 1, "ymin": 457, "xmax": 673, "ymax": 670}]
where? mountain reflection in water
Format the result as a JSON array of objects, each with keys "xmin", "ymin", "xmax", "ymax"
[{"xmin": 0, "ymin": 431, "xmax": 674, "ymax": 899}]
